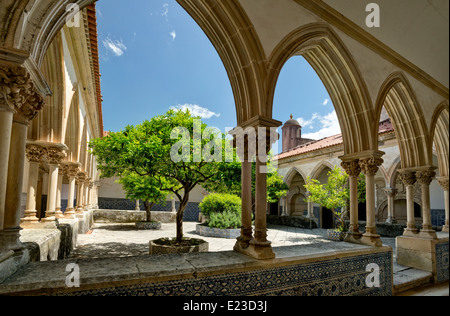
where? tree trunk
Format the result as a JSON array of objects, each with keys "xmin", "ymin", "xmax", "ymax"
[
  {"xmin": 144, "ymin": 200, "xmax": 153, "ymax": 222},
  {"xmin": 176, "ymin": 192, "xmax": 189, "ymax": 243}
]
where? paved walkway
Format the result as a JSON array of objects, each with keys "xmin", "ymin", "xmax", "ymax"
[{"xmin": 70, "ymin": 222, "xmax": 396, "ymax": 259}]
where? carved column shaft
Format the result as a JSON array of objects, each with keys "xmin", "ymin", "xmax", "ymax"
[
  {"xmin": 64, "ymin": 164, "xmax": 80, "ymax": 218},
  {"xmin": 416, "ymin": 170, "xmax": 437, "ymax": 239},
  {"xmin": 341, "ymin": 160, "xmax": 362, "ymax": 236},
  {"xmin": 399, "ymin": 171, "xmax": 419, "ymax": 235},
  {"xmin": 43, "ymin": 147, "xmax": 66, "ymax": 225},
  {"xmin": 438, "ymin": 177, "xmax": 449, "ymax": 232}
]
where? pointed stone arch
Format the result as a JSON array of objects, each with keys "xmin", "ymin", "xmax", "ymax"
[
  {"xmin": 266, "ymin": 23, "xmax": 375, "ymax": 156},
  {"xmin": 309, "ymin": 161, "xmax": 334, "ymax": 181},
  {"xmin": 430, "ymin": 101, "xmax": 449, "ymax": 177},
  {"xmin": 284, "ymin": 167, "xmax": 307, "ymax": 186},
  {"xmin": 374, "ymin": 72, "xmax": 431, "ymax": 169}
]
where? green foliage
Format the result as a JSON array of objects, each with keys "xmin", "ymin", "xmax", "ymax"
[
  {"xmin": 208, "ymin": 210, "xmax": 242, "ymax": 229},
  {"xmin": 199, "ymin": 193, "xmax": 242, "ymax": 217},
  {"xmin": 304, "ymin": 166, "xmax": 366, "ymax": 232},
  {"xmin": 266, "ymin": 172, "xmax": 289, "ymax": 204},
  {"xmin": 199, "ymin": 193, "xmax": 242, "ymax": 229}
]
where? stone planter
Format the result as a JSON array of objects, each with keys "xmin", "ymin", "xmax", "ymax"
[
  {"xmin": 196, "ymin": 224, "xmax": 241, "ymax": 239},
  {"xmin": 327, "ymin": 229, "xmax": 346, "ymax": 242},
  {"xmin": 136, "ymin": 221, "xmax": 162, "ymax": 230},
  {"xmin": 149, "ymin": 238, "xmax": 209, "ymax": 255}
]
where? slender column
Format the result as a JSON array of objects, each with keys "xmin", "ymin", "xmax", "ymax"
[
  {"xmin": 384, "ymin": 188, "xmax": 398, "ymax": 224},
  {"xmin": 399, "ymin": 171, "xmax": 419, "ymax": 236},
  {"xmin": 341, "ymin": 160, "xmax": 362, "ymax": 239},
  {"xmin": 42, "ymin": 147, "xmax": 66, "ymax": 226},
  {"xmin": 76, "ymin": 172, "xmax": 86, "ymax": 213},
  {"xmin": 438, "ymin": 177, "xmax": 449, "ymax": 232},
  {"xmin": 1, "ymin": 83, "xmax": 44, "ymax": 250},
  {"xmin": 21, "ymin": 145, "xmax": 47, "ymax": 227},
  {"xmin": 416, "ymin": 169, "xmax": 437, "ymax": 239},
  {"xmin": 359, "ymin": 156, "xmax": 384, "ymax": 247},
  {"xmin": 55, "ymin": 166, "xmax": 64, "ymax": 219},
  {"xmin": 64, "ymin": 163, "xmax": 80, "ymax": 219},
  {"xmin": 83, "ymin": 178, "xmax": 91, "ymax": 209},
  {"xmin": 0, "ymin": 66, "xmax": 33, "ymax": 236}
]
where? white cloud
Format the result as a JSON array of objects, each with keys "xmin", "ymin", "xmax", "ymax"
[
  {"xmin": 170, "ymin": 30, "xmax": 176, "ymax": 41},
  {"xmin": 299, "ymin": 110, "xmax": 342, "ymax": 140},
  {"xmin": 322, "ymin": 98, "xmax": 330, "ymax": 106},
  {"xmin": 171, "ymin": 104, "xmax": 221, "ymax": 119},
  {"xmin": 103, "ymin": 37, "xmax": 127, "ymax": 57},
  {"xmin": 161, "ymin": 3, "xmax": 169, "ymax": 21}
]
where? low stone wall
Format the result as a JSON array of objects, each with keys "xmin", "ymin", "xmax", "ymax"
[
  {"xmin": 0, "ymin": 245, "xmax": 393, "ymax": 296},
  {"xmin": 196, "ymin": 224, "xmax": 241, "ymax": 239},
  {"xmin": 94, "ymin": 210, "xmax": 176, "ymax": 224}
]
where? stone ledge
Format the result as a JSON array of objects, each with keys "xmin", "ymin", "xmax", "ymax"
[
  {"xmin": 94, "ymin": 209, "xmax": 176, "ymax": 224},
  {"xmin": 0, "ymin": 244, "xmax": 393, "ymax": 296}
]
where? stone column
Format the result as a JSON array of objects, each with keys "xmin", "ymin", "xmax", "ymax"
[
  {"xmin": 341, "ymin": 160, "xmax": 362, "ymax": 240},
  {"xmin": 83, "ymin": 178, "xmax": 91, "ymax": 209},
  {"xmin": 399, "ymin": 171, "xmax": 419, "ymax": 236},
  {"xmin": 76, "ymin": 172, "xmax": 86, "ymax": 213},
  {"xmin": 438, "ymin": 177, "xmax": 449, "ymax": 232},
  {"xmin": 416, "ymin": 169, "xmax": 437, "ymax": 239},
  {"xmin": 384, "ymin": 188, "xmax": 398, "ymax": 224},
  {"xmin": 21, "ymin": 144, "xmax": 47, "ymax": 228},
  {"xmin": 64, "ymin": 163, "xmax": 80, "ymax": 219},
  {"xmin": 41, "ymin": 147, "xmax": 66, "ymax": 227},
  {"xmin": 0, "ymin": 66, "xmax": 33, "ymax": 238},
  {"xmin": 1, "ymin": 77, "xmax": 44, "ymax": 251},
  {"xmin": 55, "ymin": 166, "xmax": 65, "ymax": 219},
  {"xmin": 359, "ymin": 155, "xmax": 384, "ymax": 247}
]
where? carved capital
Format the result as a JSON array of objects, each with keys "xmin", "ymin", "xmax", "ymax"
[
  {"xmin": 438, "ymin": 177, "xmax": 449, "ymax": 191},
  {"xmin": 14, "ymin": 91, "xmax": 45, "ymax": 123},
  {"xmin": 0, "ymin": 65, "xmax": 33, "ymax": 112},
  {"xmin": 46, "ymin": 147, "xmax": 66, "ymax": 165},
  {"xmin": 359, "ymin": 157, "xmax": 383, "ymax": 176},
  {"xmin": 416, "ymin": 171, "xmax": 436, "ymax": 186},
  {"xmin": 25, "ymin": 145, "xmax": 47, "ymax": 163},
  {"xmin": 76, "ymin": 172, "xmax": 87, "ymax": 184},
  {"xmin": 64, "ymin": 164, "xmax": 80, "ymax": 178},
  {"xmin": 399, "ymin": 172, "xmax": 416, "ymax": 186},
  {"xmin": 341, "ymin": 160, "xmax": 361, "ymax": 178},
  {"xmin": 384, "ymin": 188, "xmax": 398, "ymax": 198}
]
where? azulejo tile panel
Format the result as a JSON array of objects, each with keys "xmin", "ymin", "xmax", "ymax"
[
  {"xmin": 435, "ymin": 242, "xmax": 449, "ymax": 283},
  {"xmin": 59, "ymin": 251, "xmax": 392, "ymax": 296}
]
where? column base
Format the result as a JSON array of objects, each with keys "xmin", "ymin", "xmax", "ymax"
[
  {"xmin": 234, "ymin": 239, "xmax": 275, "ymax": 260},
  {"xmin": 0, "ymin": 228, "xmax": 25, "ymax": 252},
  {"xmin": 403, "ymin": 228, "xmax": 420, "ymax": 237},
  {"xmin": 39, "ymin": 217, "xmax": 58, "ymax": 229},
  {"xmin": 55, "ymin": 210, "xmax": 64, "ymax": 219},
  {"xmin": 344, "ymin": 231, "xmax": 363, "ymax": 244},
  {"xmin": 442, "ymin": 225, "xmax": 449, "ymax": 233},
  {"xmin": 418, "ymin": 229, "xmax": 438, "ymax": 239},
  {"xmin": 64, "ymin": 208, "xmax": 76, "ymax": 219},
  {"xmin": 386, "ymin": 217, "xmax": 397, "ymax": 224},
  {"xmin": 360, "ymin": 233, "xmax": 383, "ymax": 247}
]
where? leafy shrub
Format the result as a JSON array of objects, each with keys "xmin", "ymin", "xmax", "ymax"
[
  {"xmin": 199, "ymin": 193, "xmax": 242, "ymax": 229},
  {"xmin": 199, "ymin": 193, "xmax": 241, "ymax": 217},
  {"xmin": 208, "ymin": 210, "xmax": 241, "ymax": 229}
]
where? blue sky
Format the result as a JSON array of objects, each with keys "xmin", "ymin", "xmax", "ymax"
[{"xmin": 96, "ymin": 0, "xmax": 341, "ymax": 152}]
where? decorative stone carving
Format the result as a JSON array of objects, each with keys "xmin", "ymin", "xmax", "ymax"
[
  {"xmin": 341, "ymin": 160, "xmax": 361, "ymax": 177},
  {"xmin": 399, "ymin": 172, "xmax": 417, "ymax": 186},
  {"xmin": 438, "ymin": 178, "xmax": 449, "ymax": 191},
  {"xmin": 76, "ymin": 171, "xmax": 87, "ymax": 183},
  {"xmin": 359, "ymin": 157, "xmax": 383, "ymax": 176},
  {"xmin": 65, "ymin": 164, "xmax": 80, "ymax": 178},
  {"xmin": 25, "ymin": 145, "xmax": 47, "ymax": 163},
  {"xmin": 384, "ymin": 188, "xmax": 398, "ymax": 198},
  {"xmin": 46, "ymin": 147, "xmax": 66, "ymax": 165},
  {"xmin": 0, "ymin": 65, "xmax": 33, "ymax": 112},
  {"xmin": 14, "ymin": 91, "xmax": 45, "ymax": 123},
  {"xmin": 416, "ymin": 171, "xmax": 436, "ymax": 186}
]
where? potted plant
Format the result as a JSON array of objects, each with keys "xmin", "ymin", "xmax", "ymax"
[{"xmin": 304, "ymin": 166, "xmax": 365, "ymax": 241}]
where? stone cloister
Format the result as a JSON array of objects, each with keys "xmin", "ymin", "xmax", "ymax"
[{"xmin": 0, "ymin": 0, "xmax": 448, "ymax": 296}]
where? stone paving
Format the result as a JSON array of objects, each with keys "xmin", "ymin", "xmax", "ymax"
[{"xmin": 70, "ymin": 222, "xmax": 397, "ymax": 259}]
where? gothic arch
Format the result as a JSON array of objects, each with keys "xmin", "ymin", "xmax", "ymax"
[
  {"xmin": 429, "ymin": 101, "xmax": 449, "ymax": 177},
  {"xmin": 386, "ymin": 155, "xmax": 402, "ymax": 188},
  {"xmin": 309, "ymin": 161, "xmax": 334, "ymax": 181},
  {"xmin": 374, "ymin": 72, "xmax": 431, "ymax": 169},
  {"xmin": 266, "ymin": 23, "xmax": 375, "ymax": 156},
  {"xmin": 284, "ymin": 167, "xmax": 307, "ymax": 186}
]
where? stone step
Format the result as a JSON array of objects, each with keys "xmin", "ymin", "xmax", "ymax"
[{"xmin": 393, "ymin": 264, "xmax": 433, "ymax": 295}]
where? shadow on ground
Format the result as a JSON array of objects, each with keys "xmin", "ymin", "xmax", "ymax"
[{"xmin": 70, "ymin": 242, "xmax": 149, "ymax": 259}]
